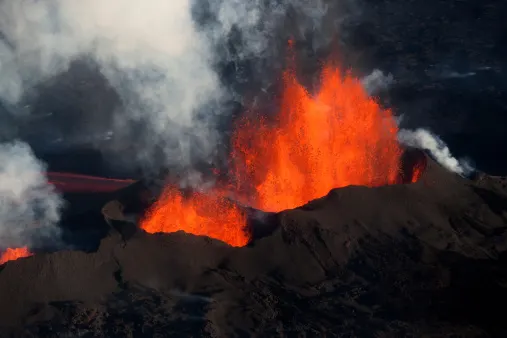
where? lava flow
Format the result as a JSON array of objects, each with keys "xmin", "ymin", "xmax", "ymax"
[
  {"xmin": 0, "ymin": 247, "xmax": 33, "ymax": 265},
  {"xmin": 47, "ymin": 172, "xmax": 135, "ymax": 193},
  {"xmin": 230, "ymin": 61, "xmax": 403, "ymax": 212},
  {"xmin": 411, "ymin": 160, "xmax": 426, "ymax": 183},
  {"xmin": 141, "ymin": 187, "xmax": 249, "ymax": 247}
]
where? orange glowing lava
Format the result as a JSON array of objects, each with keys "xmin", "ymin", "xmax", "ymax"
[
  {"xmin": 0, "ymin": 247, "xmax": 33, "ymax": 265},
  {"xmin": 141, "ymin": 53, "xmax": 406, "ymax": 246},
  {"xmin": 230, "ymin": 61, "xmax": 403, "ymax": 212},
  {"xmin": 141, "ymin": 186, "xmax": 249, "ymax": 247}
]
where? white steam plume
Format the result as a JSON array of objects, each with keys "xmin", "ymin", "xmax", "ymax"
[
  {"xmin": 360, "ymin": 70, "xmax": 474, "ymax": 176},
  {"xmin": 0, "ymin": 141, "xmax": 63, "ymax": 248},
  {"xmin": 0, "ymin": 0, "xmax": 335, "ymax": 176},
  {"xmin": 398, "ymin": 128, "xmax": 473, "ymax": 176},
  {"xmin": 0, "ymin": 0, "xmax": 220, "ymax": 173}
]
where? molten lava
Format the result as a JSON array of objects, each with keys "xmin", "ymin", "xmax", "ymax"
[
  {"xmin": 141, "ymin": 186, "xmax": 249, "ymax": 247},
  {"xmin": 230, "ymin": 62, "xmax": 403, "ymax": 212},
  {"xmin": 141, "ymin": 54, "xmax": 409, "ymax": 246},
  {"xmin": 0, "ymin": 247, "xmax": 33, "ymax": 265},
  {"xmin": 410, "ymin": 157, "xmax": 426, "ymax": 183}
]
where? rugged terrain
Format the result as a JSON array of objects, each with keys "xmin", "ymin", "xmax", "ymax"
[{"xmin": 1, "ymin": 154, "xmax": 506, "ymax": 337}]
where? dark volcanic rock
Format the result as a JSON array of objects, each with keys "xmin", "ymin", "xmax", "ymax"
[{"xmin": 2, "ymin": 155, "xmax": 507, "ymax": 337}]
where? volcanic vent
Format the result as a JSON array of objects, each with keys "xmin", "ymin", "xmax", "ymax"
[{"xmin": 139, "ymin": 55, "xmax": 423, "ymax": 247}]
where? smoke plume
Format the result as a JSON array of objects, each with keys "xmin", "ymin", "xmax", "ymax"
[
  {"xmin": 0, "ymin": 141, "xmax": 63, "ymax": 248},
  {"xmin": 0, "ymin": 0, "xmax": 221, "ymax": 175},
  {"xmin": 0, "ymin": 0, "xmax": 337, "ymax": 178},
  {"xmin": 398, "ymin": 128, "xmax": 473, "ymax": 176}
]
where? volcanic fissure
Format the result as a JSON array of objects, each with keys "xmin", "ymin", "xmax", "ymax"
[{"xmin": 139, "ymin": 57, "xmax": 423, "ymax": 248}]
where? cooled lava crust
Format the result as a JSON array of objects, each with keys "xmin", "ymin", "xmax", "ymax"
[{"xmin": 1, "ymin": 152, "xmax": 507, "ymax": 337}]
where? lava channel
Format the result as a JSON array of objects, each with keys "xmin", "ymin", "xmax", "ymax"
[
  {"xmin": 0, "ymin": 247, "xmax": 33, "ymax": 265},
  {"xmin": 47, "ymin": 172, "xmax": 135, "ymax": 193}
]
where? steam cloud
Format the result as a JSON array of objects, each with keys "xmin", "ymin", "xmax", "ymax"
[
  {"xmin": 0, "ymin": 0, "xmax": 335, "ymax": 177},
  {"xmin": 398, "ymin": 128, "xmax": 473, "ymax": 176},
  {"xmin": 0, "ymin": 141, "xmax": 63, "ymax": 248},
  {"xmin": 0, "ymin": 0, "xmax": 222, "ymax": 174}
]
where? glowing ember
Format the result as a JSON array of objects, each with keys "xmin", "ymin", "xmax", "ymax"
[
  {"xmin": 0, "ymin": 247, "xmax": 33, "ymax": 265},
  {"xmin": 230, "ymin": 61, "xmax": 403, "ymax": 212},
  {"xmin": 141, "ymin": 186, "xmax": 249, "ymax": 247}
]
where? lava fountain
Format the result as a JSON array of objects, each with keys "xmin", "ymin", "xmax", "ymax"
[
  {"xmin": 141, "ymin": 187, "xmax": 249, "ymax": 247},
  {"xmin": 230, "ymin": 61, "xmax": 403, "ymax": 212},
  {"xmin": 141, "ymin": 55, "xmax": 406, "ymax": 246},
  {"xmin": 0, "ymin": 247, "xmax": 33, "ymax": 265}
]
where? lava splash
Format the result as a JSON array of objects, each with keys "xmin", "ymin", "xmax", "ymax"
[
  {"xmin": 141, "ymin": 187, "xmax": 249, "ymax": 247},
  {"xmin": 0, "ymin": 247, "xmax": 33, "ymax": 265},
  {"xmin": 230, "ymin": 62, "xmax": 402, "ymax": 212}
]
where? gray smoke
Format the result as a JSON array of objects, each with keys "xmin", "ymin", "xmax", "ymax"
[
  {"xmin": 0, "ymin": 141, "xmax": 63, "ymax": 248},
  {"xmin": 361, "ymin": 69, "xmax": 394, "ymax": 95}
]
